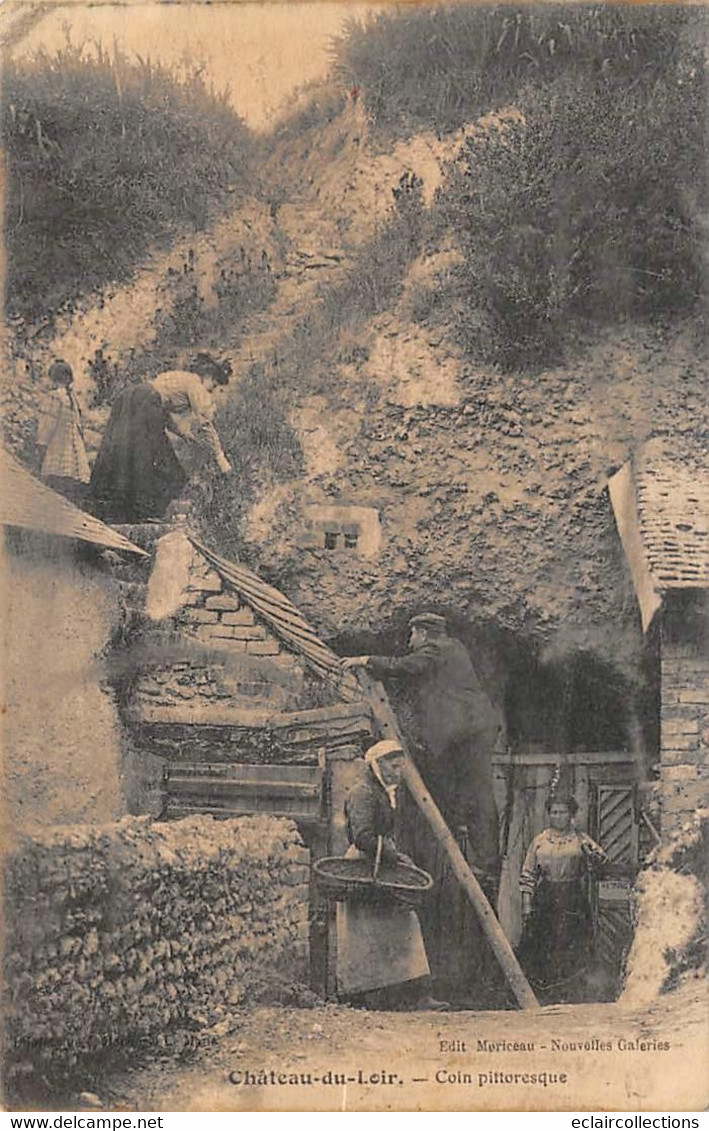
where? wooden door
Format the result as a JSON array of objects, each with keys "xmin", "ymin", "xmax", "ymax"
[{"xmin": 589, "ymin": 781, "xmax": 639, "ymax": 996}]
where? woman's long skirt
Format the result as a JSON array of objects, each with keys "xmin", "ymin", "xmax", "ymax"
[
  {"xmin": 89, "ymin": 384, "xmax": 186, "ymax": 523},
  {"xmin": 517, "ymin": 879, "xmax": 595, "ymax": 1002},
  {"xmin": 335, "ymin": 846, "xmax": 429, "ymax": 995}
]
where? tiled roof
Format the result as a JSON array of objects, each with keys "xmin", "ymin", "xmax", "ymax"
[
  {"xmin": 188, "ymin": 536, "xmax": 360, "ymax": 699},
  {"xmin": 1, "ymin": 449, "xmax": 147, "ymax": 556},
  {"xmin": 634, "ymin": 448, "xmax": 709, "ymax": 590}
]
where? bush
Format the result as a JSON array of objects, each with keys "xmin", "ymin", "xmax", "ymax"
[
  {"xmin": 185, "ymin": 359, "xmax": 305, "ymax": 554},
  {"xmin": 212, "ymin": 248, "xmax": 277, "ymax": 332},
  {"xmin": 439, "ymin": 64, "xmax": 705, "ymax": 369},
  {"xmin": 186, "ymin": 185, "xmax": 427, "ymax": 552},
  {"xmin": 83, "ymin": 246, "xmax": 279, "ymax": 409},
  {"xmin": 332, "ymin": 5, "xmax": 702, "ymax": 140},
  {"xmin": 269, "ymin": 80, "xmax": 347, "ymax": 149},
  {"xmin": 3, "ymin": 41, "xmax": 253, "ymax": 323},
  {"xmin": 318, "ymin": 173, "xmax": 426, "ymax": 332}
]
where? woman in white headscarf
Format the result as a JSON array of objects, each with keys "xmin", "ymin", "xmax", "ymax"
[{"xmin": 336, "ymin": 741, "xmax": 443, "ymax": 1009}]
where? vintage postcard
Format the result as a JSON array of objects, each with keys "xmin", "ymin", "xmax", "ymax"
[{"xmin": 1, "ymin": 0, "xmax": 707, "ymax": 1114}]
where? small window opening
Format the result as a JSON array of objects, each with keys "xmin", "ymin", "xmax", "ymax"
[
  {"xmin": 324, "ymin": 532, "xmax": 340, "ymax": 550},
  {"xmin": 343, "ymin": 531, "xmax": 359, "ymax": 550}
]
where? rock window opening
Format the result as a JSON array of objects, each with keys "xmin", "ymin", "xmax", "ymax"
[
  {"xmin": 322, "ymin": 526, "xmax": 360, "ymax": 551},
  {"xmin": 302, "ymin": 506, "xmax": 381, "ymax": 558}
]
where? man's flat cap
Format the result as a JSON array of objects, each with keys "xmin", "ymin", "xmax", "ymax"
[{"xmin": 409, "ymin": 613, "xmax": 447, "ymax": 631}]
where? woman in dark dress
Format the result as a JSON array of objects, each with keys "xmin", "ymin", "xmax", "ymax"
[
  {"xmin": 89, "ymin": 353, "xmax": 232, "ymax": 523},
  {"xmin": 518, "ymin": 794, "xmax": 607, "ymax": 1003}
]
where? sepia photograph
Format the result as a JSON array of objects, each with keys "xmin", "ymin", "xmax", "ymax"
[{"xmin": 0, "ymin": 0, "xmax": 707, "ymax": 1114}]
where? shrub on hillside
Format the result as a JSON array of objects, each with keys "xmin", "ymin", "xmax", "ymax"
[
  {"xmin": 187, "ymin": 189, "xmax": 427, "ymax": 552},
  {"xmin": 185, "ymin": 359, "xmax": 305, "ymax": 555},
  {"xmin": 439, "ymin": 66, "xmax": 705, "ymax": 369},
  {"xmin": 333, "ymin": 4, "xmax": 701, "ymax": 139},
  {"xmin": 318, "ymin": 173, "xmax": 426, "ymax": 334},
  {"xmin": 269, "ymin": 81, "xmax": 347, "ymax": 148},
  {"xmin": 3, "ymin": 42, "xmax": 252, "ymax": 324}
]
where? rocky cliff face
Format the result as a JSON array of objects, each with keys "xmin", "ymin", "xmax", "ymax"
[
  {"xmin": 229, "ymin": 109, "xmax": 706, "ymax": 669},
  {"xmin": 242, "ymin": 295, "xmax": 704, "ymax": 658},
  {"xmin": 6, "ymin": 94, "xmax": 706, "ymax": 730}
]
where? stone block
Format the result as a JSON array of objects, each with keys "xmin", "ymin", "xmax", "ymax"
[
  {"xmin": 662, "ymin": 715, "xmax": 701, "ymax": 736},
  {"xmin": 234, "ymin": 625, "xmax": 267, "ymax": 640},
  {"xmin": 662, "ymin": 744, "xmax": 706, "ymax": 766},
  {"xmin": 210, "ymin": 635, "xmax": 247, "ymax": 653},
  {"xmin": 220, "ymin": 610, "xmax": 256, "ymax": 626},
  {"xmin": 663, "ymin": 779, "xmax": 709, "ymax": 808},
  {"xmin": 187, "ymin": 571, "xmax": 223, "ymax": 594},
  {"xmin": 662, "ymin": 762, "xmax": 708, "ymax": 789},
  {"xmin": 678, "ymin": 688, "xmax": 709, "ymax": 706},
  {"xmin": 662, "ymin": 788, "xmax": 709, "ymax": 833},
  {"xmin": 662, "ymin": 733, "xmax": 701, "ymax": 753},
  {"xmin": 182, "ymin": 590, "xmax": 205, "ymax": 607},
  {"xmin": 187, "ymin": 608, "xmax": 219, "ymax": 624},
  {"xmin": 661, "ymin": 764, "xmax": 702, "ymax": 781},
  {"xmin": 246, "ymin": 640, "xmax": 280, "ymax": 656},
  {"xmin": 191, "ymin": 626, "xmax": 245, "ymax": 652},
  {"xmin": 191, "ymin": 624, "xmax": 217, "ymax": 641},
  {"xmin": 246, "ymin": 624, "xmax": 268, "ymax": 640},
  {"xmin": 205, "ymin": 595, "xmax": 242, "ymax": 611},
  {"xmin": 211, "ymin": 624, "xmax": 266, "ymax": 641}
]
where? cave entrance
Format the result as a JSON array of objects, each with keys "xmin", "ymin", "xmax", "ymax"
[{"xmin": 330, "ymin": 614, "xmax": 656, "ymax": 1004}]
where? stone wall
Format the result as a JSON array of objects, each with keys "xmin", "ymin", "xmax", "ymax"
[
  {"xmin": 120, "ymin": 533, "xmax": 342, "ymax": 810},
  {"xmin": 132, "ymin": 535, "xmax": 328, "ymax": 720},
  {"xmin": 4, "ymin": 815, "xmax": 310, "ymax": 1072},
  {"xmin": 659, "ymin": 594, "xmax": 709, "ymax": 835}
]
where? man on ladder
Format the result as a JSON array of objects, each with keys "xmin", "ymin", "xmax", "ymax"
[{"xmin": 343, "ymin": 613, "xmax": 508, "ymax": 1005}]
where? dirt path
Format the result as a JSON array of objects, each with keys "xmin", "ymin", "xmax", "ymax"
[
  {"xmin": 231, "ymin": 199, "xmax": 348, "ymax": 372},
  {"xmin": 105, "ymin": 983, "xmax": 707, "ymax": 1113}
]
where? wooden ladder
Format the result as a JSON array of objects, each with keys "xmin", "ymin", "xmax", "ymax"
[{"xmin": 357, "ymin": 669, "xmax": 539, "ymax": 1010}]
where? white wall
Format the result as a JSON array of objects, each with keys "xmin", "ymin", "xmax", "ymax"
[{"xmin": 2, "ymin": 531, "xmax": 124, "ymax": 830}]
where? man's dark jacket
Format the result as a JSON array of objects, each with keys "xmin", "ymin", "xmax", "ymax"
[
  {"xmin": 367, "ymin": 635, "xmax": 501, "ymax": 761},
  {"xmin": 367, "ymin": 634, "xmax": 501, "ymax": 878}
]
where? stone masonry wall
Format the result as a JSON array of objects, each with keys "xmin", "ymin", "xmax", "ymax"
[
  {"xmin": 181, "ymin": 562, "xmax": 280, "ymax": 655},
  {"xmin": 3, "ymin": 815, "xmax": 310, "ymax": 1073},
  {"xmin": 133, "ymin": 545, "xmax": 318, "ymax": 717},
  {"xmin": 123, "ymin": 534, "xmax": 339, "ymax": 810},
  {"xmin": 660, "ymin": 599, "xmax": 709, "ymax": 835}
]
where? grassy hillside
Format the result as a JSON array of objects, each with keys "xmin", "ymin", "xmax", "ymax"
[
  {"xmin": 177, "ymin": 7, "xmax": 706, "ymax": 685},
  {"xmin": 5, "ymin": 8, "xmax": 704, "ymax": 685},
  {"xmin": 333, "ymin": 5, "xmax": 703, "ymax": 139},
  {"xmin": 437, "ymin": 64, "xmax": 705, "ymax": 368},
  {"xmin": 330, "ymin": 5, "xmax": 708, "ymax": 369},
  {"xmin": 3, "ymin": 42, "xmax": 253, "ymax": 324}
]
